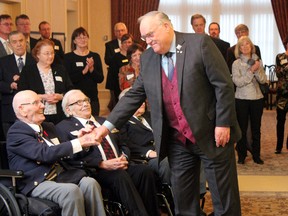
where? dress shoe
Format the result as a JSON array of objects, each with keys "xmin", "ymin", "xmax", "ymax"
[
  {"xmin": 200, "ymin": 208, "xmax": 207, "ymax": 216},
  {"xmin": 275, "ymin": 150, "xmax": 281, "ymax": 154},
  {"xmin": 237, "ymin": 157, "xmax": 245, "ymax": 164},
  {"xmin": 253, "ymin": 157, "xmax": 264, "ymax": 164}
]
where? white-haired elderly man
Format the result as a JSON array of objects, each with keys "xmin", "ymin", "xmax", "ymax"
[{"xmin": 6, "ymin": 90, "xmax": 106, "ymax": 216}]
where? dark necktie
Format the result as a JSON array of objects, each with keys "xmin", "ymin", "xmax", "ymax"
[
  {"xmin": 86, "ymin": 120, "xmax": 116, "ymax": 160},
  {"xmin": 165, "ymin": 52, "xmax": 174, "ymax": 81},
  {"xmin": 18, "ymin": 57, "xmax": 24, "ymax": 72}
]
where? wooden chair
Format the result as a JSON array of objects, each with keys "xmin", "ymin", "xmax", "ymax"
[{"xmin": 264, "ymin": 64, "xmax": 278, "ymax": 110}]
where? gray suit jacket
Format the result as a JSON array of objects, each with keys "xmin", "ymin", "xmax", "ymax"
[{"xmin": 107, "ymin": 31, "xmax": 241, "ymax": 160}]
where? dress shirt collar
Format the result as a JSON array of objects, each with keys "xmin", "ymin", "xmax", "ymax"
[
  {"xmin": 27, "ymin": 123, "xmax": 41, "ymax": 133},
  {"xmin": 14, "ymin": 53, "xmax": 26, "ymax": 63},
  {"xmin": 75, "ymin": 116, "xmax": 100, "ymax": 127}
]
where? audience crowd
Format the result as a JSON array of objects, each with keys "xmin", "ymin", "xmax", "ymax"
[{"xmin": 0, "ymin": 10, "xmax": 283, "ymax": 216}]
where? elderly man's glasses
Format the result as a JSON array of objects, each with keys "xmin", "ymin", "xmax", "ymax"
[
  {"xmin": 68, "ymin": 98, "xmax": 90, "ymax": 106},
  {"xmin": 21, "ymin": 100, "xmax": 44, "ymax": 106},
  {"xmin": 141, "ymin": 24, "xmax": 162, "ymax": 41}
]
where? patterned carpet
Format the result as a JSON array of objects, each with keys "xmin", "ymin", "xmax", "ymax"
[{"xmin": 203, "ymin": 109, "xmax": 288, "ymax": 216}]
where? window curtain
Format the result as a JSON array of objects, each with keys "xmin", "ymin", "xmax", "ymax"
[
  {"xmin": 271, "ymin": 0, "xmax": 288, "ymax": 47},
  {"xmin": 111, "ymin": 0, "xmax": 160, "ymax": 44}
]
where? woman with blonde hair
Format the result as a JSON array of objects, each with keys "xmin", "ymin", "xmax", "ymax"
[{"xmin": 232, "ymin": 36, "xmax": 267, "ymax": 164}]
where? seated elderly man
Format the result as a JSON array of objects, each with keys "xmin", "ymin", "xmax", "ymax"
[
  {"xmin": 121, "ymin": 100, "xmax": 171, "ymax": 185},
  {"xmin": 7, "ymin": 90, "xmax": 106, "ymax": 216},
  {"xmin": 56, "ymin": 89, "xmax": 159, "ymax": 216}
]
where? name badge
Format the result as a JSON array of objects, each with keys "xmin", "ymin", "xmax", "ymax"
[
  {"xmin": 114, "ymin": 48, "xmax": 120, "ymax": 53},
  {"xmin": 122, "ymin": 59, "xmax": 128, "ymax": 63},
  {"xmin": 76, "ymin": 62, "xmax": 84, "ymax": 67},
  {"xmin": 51, "ymin": 138, "xmax": 60, "ymax": 145},
  {"xmin": 54, "ymin": 45, "xmax": 59, "ymax": 50},
  {"xmin": 126, "ymin": 74, "xmax": 134, "ymax": 80},
  {"xmin": 55, "ymin": 76, "xmax": 63, "ymax": 82},
  {"xmin": 280, "ymin": 59, "xmax": 288, "ymax": 65}
]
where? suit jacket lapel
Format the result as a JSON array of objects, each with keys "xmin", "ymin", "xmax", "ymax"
[{"xmin": 175, "ymin": 32, "xmax": 186, "ymax": 98}]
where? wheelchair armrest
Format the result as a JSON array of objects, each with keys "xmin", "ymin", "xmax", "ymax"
[{"xmin": 0, "ymin": 169, "xmax": 24, "ymax": 178}]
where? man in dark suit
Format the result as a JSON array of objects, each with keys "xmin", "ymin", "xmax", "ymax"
[
  {"xmin": 7, "ymin": 90, "xmax": 106, "ymax": 216},
  {"xmin": 15, "ymin": 14, "xmax": 38, "ymax": 53},
  {"xmin": 226, "ymin": 24, "xmax": 262, "ymax": 73},
  {"xmin": 120, "ymin": 98, "xmax": 171, "ymax": 185},
  {"xmin": 0, "ymin": 14, "xmax": 13, "ymax": 58},
  {"xmin": 38, "ymin": 21, "xmax": 64, "ymax": 64},
  {"xmin": 104, "ymin": 22, "xmax": 128, "ymax": 111},
  {"xmin": 96, "ymin": 11, "xmax": 242, "ymax": 216},
  {"xmin": 0, "ymin": 14, "xmax": 13, "ymax": 140},
  {"xmin": 0, "ymin": 31, "xmax": 35, "ymax": 137},
  {"xmin": 208, "ymin": 22, "xmax": 230, "ymax": 60},
  {"xmin": 56, "ymin": 89, "xmax": 159, "ymax": 216}
]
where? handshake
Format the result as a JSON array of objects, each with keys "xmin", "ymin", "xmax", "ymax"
[{"xmin": 77, "ymin": 124, "xmax": 110, "ymax": 148}]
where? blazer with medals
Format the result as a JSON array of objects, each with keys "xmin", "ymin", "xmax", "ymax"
[
  {"xmin": 0, "ymin": 53, "xmax": 35, "ymax": 122},
  {"xmin": 6, "ymin": 121, "xmax": 74, "ymax": 195},
  {"xmin": 56, "ymin": 116, "xmax": 131, "ymax": 167},
  {"xmin": 107, "ymin": 32, "xmax": 241, "ymax": 161}
]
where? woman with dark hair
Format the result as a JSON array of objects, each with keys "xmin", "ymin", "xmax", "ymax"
[
  {"xmin": 275, "ymin": 36, "xmax": 288, "ymax": 154},
  {"xmin": 18, "ymin": 39, "xmax": 73, "ymax": 124},
  {"xmin": 64, "ymin": 27, "xmax": 104, "ymax": 116},
  {"xmin": 119, "ymin": 43, "xmax": 144, "ymax": 91},
  {"xmin": 105, "ymin": 33, "xmax": 133, "ymax": 110}
]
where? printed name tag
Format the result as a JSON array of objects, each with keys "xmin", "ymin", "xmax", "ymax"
[
  {"xmin": 76, "ymin": 62, "xmax": 84, "ymax": 67},
  {"xmin": 126, "ymin": 74, "xmax": 134, "ymax": 80},
  {"xmin": 54, "ymin": 45, "xmax": 59, "ymax": 50},
  {"xmin": 55, "ymin": 76, "xmax": 63, "ymax": 82},
  {"xmin": 51, "ymin": 138, "xmax": 60, "ymax": 145},
  {"xmin": 114, "ymin": 48, "xmax": 120, "ymax": 53},
  {"xmin": 122, "ymin": 59, "xmax": 128, "ymax": 63},
  {"xmin": 280, "ymin": 59, "xmax": 288, "ymax": 65}
]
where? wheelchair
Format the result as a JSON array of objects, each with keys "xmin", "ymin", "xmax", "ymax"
[{"xmin": 0, "ymin": 140, "xmax": 130, "ymax": 216}]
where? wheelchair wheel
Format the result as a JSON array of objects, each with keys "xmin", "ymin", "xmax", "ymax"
[{"xmin": 0, "ymin": 183, "xmax": 21, "ymax": 216}]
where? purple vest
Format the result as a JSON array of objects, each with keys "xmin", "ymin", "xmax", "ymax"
[{"xmin": 162, "ymin": 67, "xmax": 195, "ymax": 144}]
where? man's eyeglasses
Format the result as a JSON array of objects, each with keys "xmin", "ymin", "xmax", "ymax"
[
  {"xmin": 21, "ymin": 100, "xmax": 44, "ymax": 106},
  {"xmin": 0, "ymin": 23, "xmax": 13, "ymax": 27},
  {"xmin": 141, "ymin": 24, "xmax": 162, "ymax": 41},
  {"xmin": 68, "ymin": 98, "xmax": 90, "ymax": 106}
]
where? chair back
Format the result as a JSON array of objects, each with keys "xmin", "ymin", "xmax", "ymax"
[{"xmin": 264, "ymin": 64, "xmax": 277, "ymax": 82}]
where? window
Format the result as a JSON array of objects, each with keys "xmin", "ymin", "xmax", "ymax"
[{"xmin": 159, "ymin": 0, "xmax": 282, "ymax": 66}]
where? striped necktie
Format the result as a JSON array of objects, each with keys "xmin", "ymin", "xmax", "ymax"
[{"xmin": 86, "ymin": 120, "xmax": 116, "ymax": 159}]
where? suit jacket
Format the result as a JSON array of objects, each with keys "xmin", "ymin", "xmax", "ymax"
[
  {"xmin": 104, "ymin": 39, "xmax": 120, "ymax": 66},
  {"xmin": 29, "ymin": 36, "xmax": 38, "ymax": 51},
  {"xmin": 18, "ymin": 63, "xmax": 73, "ymax": 119},
  {"xmin": 226, "ymin": 44, "xmax": 262, "ymax": 73},
  {"xmin": 107, "ymin": 32, "xmax": 241, "ymax": 160},
  {"xmin": 56, "ymin": 116, "xmax": 131, "ymax": 168},
  {"xmin": 0, "ymin": 41, "xmax": 8, "ymax": 58},
  {"xmin": 0, "ymin": 53, "xmax": 35, "ymax": 122},
  {"xmin": 211, "ymin": 37, "xmax": 230, "ymax": 61},
  {"xmin": 6, "ymin": 121, "xmax": 74, "ymax": 195},
  {"xmin": 122, "ymin": 113, "xmax": 155, "ymax": 158}
]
